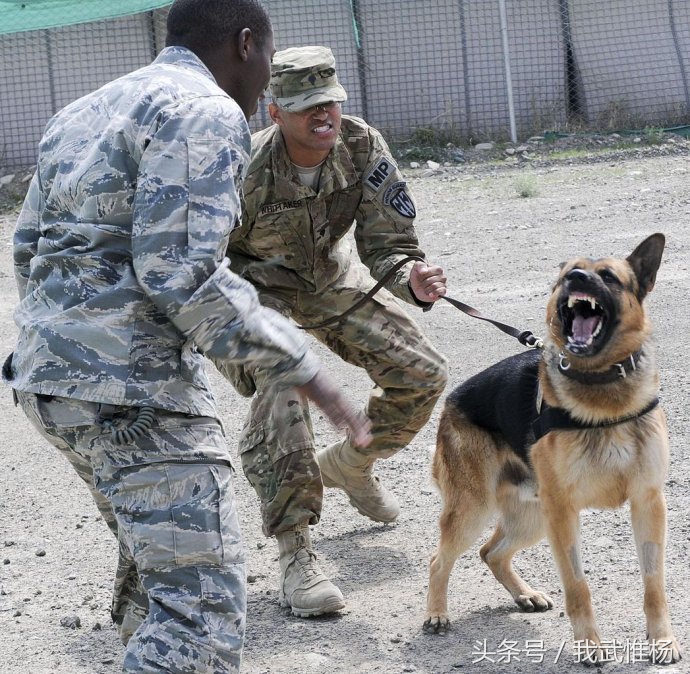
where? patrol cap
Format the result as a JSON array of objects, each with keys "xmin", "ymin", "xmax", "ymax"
[{"xmin": 270, "ymin": 45, "xmax": 348, "ymax": 112}]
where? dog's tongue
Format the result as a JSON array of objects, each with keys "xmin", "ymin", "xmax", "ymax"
[{"xmin": 572, "ymin": 315, "xmax": 599, "ymax": 342}]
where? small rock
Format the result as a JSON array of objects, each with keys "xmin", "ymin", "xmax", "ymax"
[
  {"xmin": 3, "ymin": 559, "xmax": 10, "ymax": 565},
  {"xmin": 92, "ymin": 622, "xmax": 103, "ymax": 631},
  {"xmin": 474, "ymin": 142, "xmax": 494, "ymax": 151},
  {"xmin": 247, "ymin": 574, "xmax": 258, "ymax": 584},
  {"xmin": 35, "ymin": 549, "xmax": 46, "ymax": 557},
  {"xmin": 409, "ymin": 161, "xmax": 420, "ymax": 169},
  {"xmin": 0, "ymin": 174, "xmax": 16, "ymax": 187},
  {"xmin": 13, "ymin": 610, "xmax": 22, "ymax": 617},
  {"xmin": 426, "ymin": 160, "xmax": 440, "ymax": 170},
  {"xmin": 504, "ymin": 148, "xmax": 516, "ymax": 156},
  {"xmin": 60, "ymin": 614, "xmax": 81, "ymax": 629}
]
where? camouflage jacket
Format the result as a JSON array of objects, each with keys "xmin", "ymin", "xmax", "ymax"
[
  {"xmin": 9, "ymin": 47, "xmax": 319, "ymax": 417},
  {"xmin": 228, "ymin": 115, "xmax": 429, "ymax": 307}
]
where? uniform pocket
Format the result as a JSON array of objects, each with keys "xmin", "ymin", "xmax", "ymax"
[
  {"xmin": 111, "ymin": 462, "xmax": 244, "ymax": 570},
  {"xmin": 237, "ymin": 424, "xmax": 264, "ymax": 455}
]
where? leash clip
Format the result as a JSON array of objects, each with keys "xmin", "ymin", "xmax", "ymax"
[{"xmin": 518, "ymin": 331, "xmax": 544, "ymax": 350}]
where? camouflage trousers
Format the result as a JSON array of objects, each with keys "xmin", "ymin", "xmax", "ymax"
[
  {"xmin": 227, "ymin": 264, "xmax": 448, "ymax": 537},
  {"xmin": 15, "ymin": 391, "xmax": 246, "ymax": 674}
]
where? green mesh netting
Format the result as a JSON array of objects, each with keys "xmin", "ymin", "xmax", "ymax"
[{"xmin": 0, "ymin": 0, "xmax": 171, "ymax": 35}]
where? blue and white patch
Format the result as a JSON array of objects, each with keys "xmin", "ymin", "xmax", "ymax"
[
  {"xmin": 383, "ymin": 181, "xmax": 416, "ymax": 218},
  {"xmin": 364, "ymin": 158, "xmax": 394, "ymax": 191}
]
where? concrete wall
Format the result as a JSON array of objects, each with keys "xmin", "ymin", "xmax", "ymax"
[
  {"xmin": 2, "ymin": 1, "xmax": 689, "ymax": 171},
  {"xmin": 357, "ymin": 0, "xmax": 565, "ymax": 140},
  {"xmin": 1, "ymin": 14, "xmax": 157, "ymax": 169},
  {"xmin": 568, "ymin": 0, "xmax": 690, "ymax": 126}
]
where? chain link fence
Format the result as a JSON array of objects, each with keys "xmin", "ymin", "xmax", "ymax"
[{"xmin": 2, "ymin": 0, "xmax": 689, "ymax": 171}]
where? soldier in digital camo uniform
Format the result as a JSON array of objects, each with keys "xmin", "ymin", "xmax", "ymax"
[
  {"xmin": 226, "ymin": 46, "xmax": 449, "ymax": 617},
  {"xmin": 4, "ymin": 5, "xmax": 370, "ymax": 673}
]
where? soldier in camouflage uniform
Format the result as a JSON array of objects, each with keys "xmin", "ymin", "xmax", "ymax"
[
  {"xmin": 226, "ymin": 46, "xmax": 449, "ymax": 618},
  {"xmin": 4, "ymin": 6, "xmax": 370, "ymax": 673}
]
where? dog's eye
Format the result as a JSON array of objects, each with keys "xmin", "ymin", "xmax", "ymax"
[{"xmin": 598, "ymin": 268, "xmax": 620, "ymax": 285}]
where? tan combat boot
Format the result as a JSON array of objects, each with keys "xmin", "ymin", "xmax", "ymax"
[
  {"xmin": 276, "ymin": 524, "xmax": 345, "ymax": 618},
  {"xmin": 317, "ymin": 440, "xmax": 400, "ymax": 523}
]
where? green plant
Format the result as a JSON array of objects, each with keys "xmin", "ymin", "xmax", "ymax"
[
  {"xmin": 643, "ymin": 126, "xmax": 664, "ymax": 144},
  {"xmin": 514, "ymin": 175, "xmax": 538, "ymax": 198}
]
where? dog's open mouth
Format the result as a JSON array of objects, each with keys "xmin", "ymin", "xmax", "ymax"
[{"xmin": 560, "ymin": 291, "xmax": 608, "ymax": 354}]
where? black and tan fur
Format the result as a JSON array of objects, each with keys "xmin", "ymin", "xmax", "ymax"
[{"xmin": 424, "ymin": 234, "xmax": 681, "ymax": 665}]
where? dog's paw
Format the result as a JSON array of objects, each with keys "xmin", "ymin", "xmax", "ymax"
[
  {"xmin": 514, "ymin": 590, "xmax": 554, "ymax": 612},
  {"xmin": 649, "ymin": 636, "xmax": 682, "ymax": 665},
  {"xmin": 423, "ymin": 614, "xmax": 451, "ymax": 635}
]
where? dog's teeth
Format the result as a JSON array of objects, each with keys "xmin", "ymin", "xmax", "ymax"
[
  {"xmin": 567, "ymin": 336, "xmax": 575, "ymax": 343},
  {"xmin": 568, "ymin": 297, "xmax": 575, "ymax": 308},
  {"xmin": 590, "ymin": 298, "xmax": 597, "ymax": 310},
  {"xmin": 593, "ymin": 321, "xmax": 602, "ymax": 337}
]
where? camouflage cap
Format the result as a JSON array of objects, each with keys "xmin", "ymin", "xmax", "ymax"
[{"xmin": 270, "ymin": 46, "xmax": 348, "ymax": 112}]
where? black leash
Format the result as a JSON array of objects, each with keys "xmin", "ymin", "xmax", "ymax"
[
  {"xmin": 440, "ymin": 295, "xmax": 543, "ymax": 349},
  {"xmin": 299, "ymin": 255, "xmax": 543, "ymax": 349},
  {"xmin": 297, "ymin": 256, "xmax": 425, "ymax": 330}
]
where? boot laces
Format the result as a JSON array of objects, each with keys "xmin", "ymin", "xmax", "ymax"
[{"xmin": 293, "ymin": 547, "xmax": 320, "ymax": 580}]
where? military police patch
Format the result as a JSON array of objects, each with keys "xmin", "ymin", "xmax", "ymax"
[
  {"xmin": 383, "ymin": 181, "xmax": 416, "ymax": 218},
  {"xmin": 364, "ymin": 158, "xmax": 394, "ymax": 191}
]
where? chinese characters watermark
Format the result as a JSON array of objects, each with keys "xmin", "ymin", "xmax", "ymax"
[{"xmin": 471, "ymin": 638, "xmax": 676, "ymax": 664}]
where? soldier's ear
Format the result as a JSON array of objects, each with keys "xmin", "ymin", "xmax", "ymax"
[{"xmin": 268, "ymin": 103, "xmax": 282, "ymax": 125}]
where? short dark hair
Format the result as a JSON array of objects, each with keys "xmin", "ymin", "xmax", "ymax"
[{"xmin": 166, "ymin": 0, "xmax": 272, "ymax": 52}]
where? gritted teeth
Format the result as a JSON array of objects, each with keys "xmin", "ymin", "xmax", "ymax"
[
  {"xmin": 313, "ymin": 124, "xmax": 332, "ymax": 133},
  {"xmin": 567, "ymin": 293, "xmax": 599, "ymax": 311}
]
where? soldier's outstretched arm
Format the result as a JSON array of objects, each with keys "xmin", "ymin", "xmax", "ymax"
[
  {"xmin": 131, "ymin": 100, "xmax": 322, "ymax": 390},
  {"xmin": 297, "ymin": 369, "xmax": 372, "ymax": 449}
]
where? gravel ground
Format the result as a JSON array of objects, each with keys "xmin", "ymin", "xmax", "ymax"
[{"xmin": 0, "ymin": 142, "xmax": 688, "ymax": 673}]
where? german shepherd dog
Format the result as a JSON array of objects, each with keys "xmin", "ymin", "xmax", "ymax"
[{"xmin": 423, "ymin": 234, "xmax": 681, "ymax": 665}]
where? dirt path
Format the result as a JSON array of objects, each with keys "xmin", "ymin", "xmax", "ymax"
[{"xmin": 1, "ymin": 150, "xmax": 688, "ymax": 673}]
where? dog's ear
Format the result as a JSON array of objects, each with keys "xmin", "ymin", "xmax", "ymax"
[{"xmin": 626, "ymin": 233, "xmax": 665, "ymax": 300}]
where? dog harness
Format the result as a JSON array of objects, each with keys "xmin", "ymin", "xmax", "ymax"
[{"xmin": 531, "ymin": 395, "xmax": 660, "ymax": 442}]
